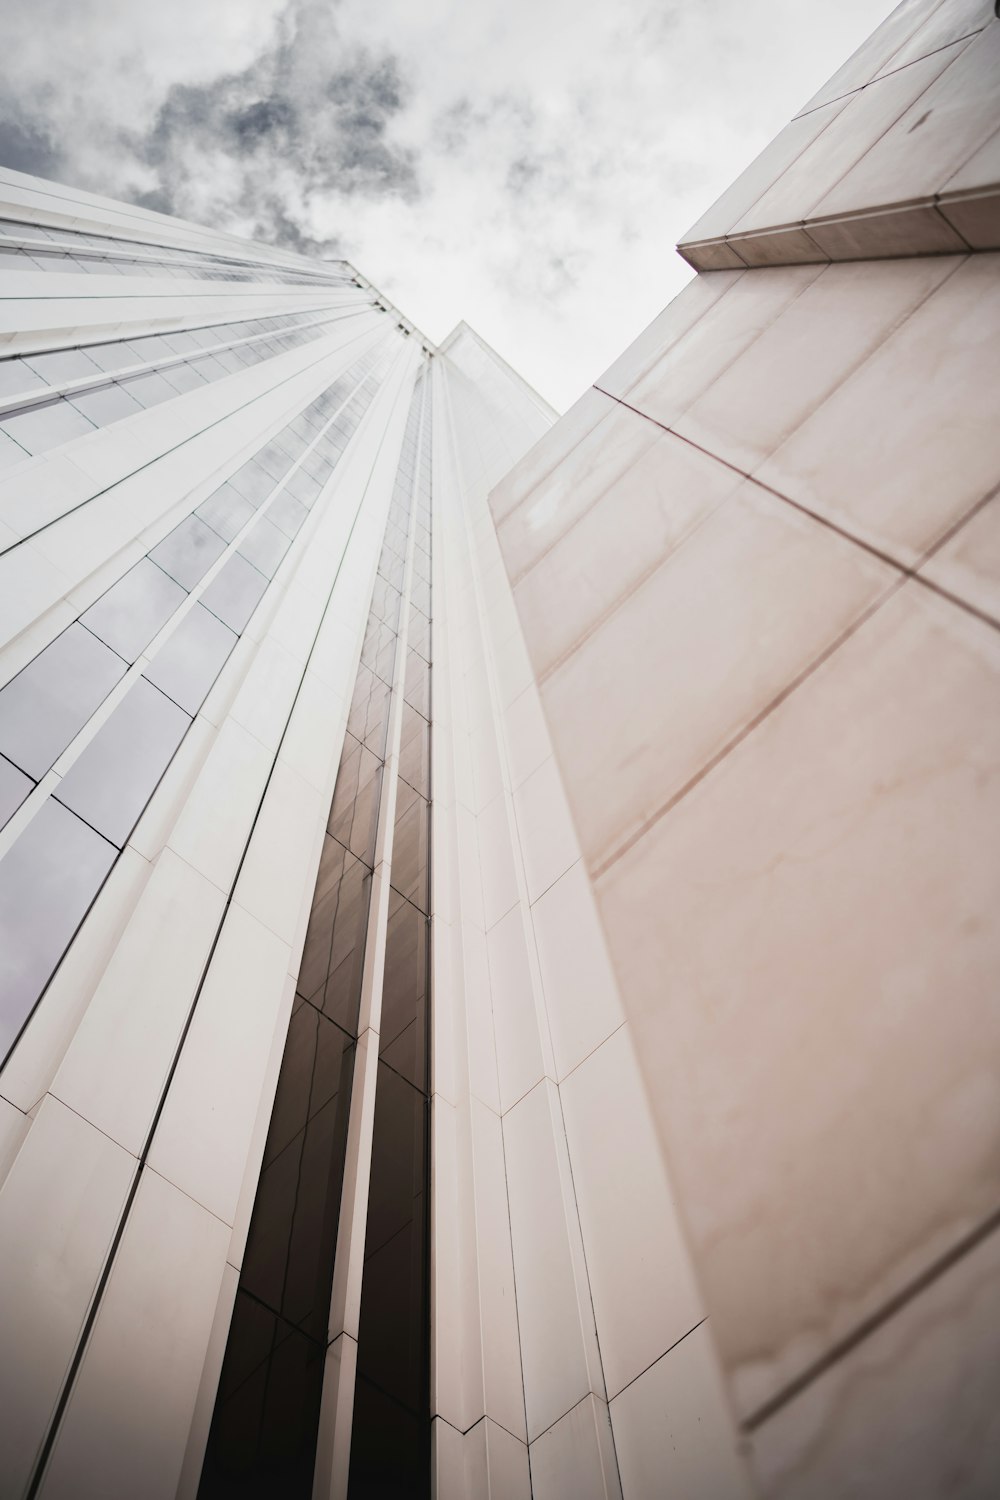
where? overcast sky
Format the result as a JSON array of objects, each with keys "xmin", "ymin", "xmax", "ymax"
[{"xmin": 1, "ymin": 0, "xmax": 890, "ymax": 409}]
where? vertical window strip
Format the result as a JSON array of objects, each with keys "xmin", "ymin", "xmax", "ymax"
[
  {"xmin": 348, "ymin": 382, "xmax": 433, "ymax": 1500},
  {"xmin": 197, "ymin": 371, "xmax": 429, "ymax": 1499},
  {"xmin": 0, "ymin": 340, "xmax": 397, "ymax": 1072}
]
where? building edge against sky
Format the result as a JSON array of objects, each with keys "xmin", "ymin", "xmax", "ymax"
[{"xmin": 0, "ymin": 1, "xmax": 998, "ymax": 1497}]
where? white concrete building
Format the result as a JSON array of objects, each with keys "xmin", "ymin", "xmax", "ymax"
[{"xmin": 1, "ymin": 3, "xmax": 999, "ymax": 1497}]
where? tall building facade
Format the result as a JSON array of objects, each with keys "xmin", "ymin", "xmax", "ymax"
[{"xmin": 1, "ymin": 3, "xmax": 999, "ymax": 1497}]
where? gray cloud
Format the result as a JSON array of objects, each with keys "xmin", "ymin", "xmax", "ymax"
[
  {"xmin": 128, "ymin": 0, "xmax": 418, "ymax": 248},
  {"xmin": 0, "ymin": 114, "xmax": 64, "ymax": 181}
]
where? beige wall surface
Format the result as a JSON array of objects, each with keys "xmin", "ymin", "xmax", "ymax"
[{"xmin": 493, "ymin": 235, "xmax": 1000, "ymax": 1493}]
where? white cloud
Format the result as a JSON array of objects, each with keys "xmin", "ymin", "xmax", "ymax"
[{"xmin": 0, "ymin": 0, "xmax": 891, "ymax": 408}]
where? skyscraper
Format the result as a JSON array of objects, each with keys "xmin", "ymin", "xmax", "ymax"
[{"xmin": 1, "ymin": 3, "xmax": 999, "ymax": 1498}]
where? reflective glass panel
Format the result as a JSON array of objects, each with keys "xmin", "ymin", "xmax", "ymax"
[
  {"xmin": 0, "ymin": 622, "xmax": 126, "ymax": 778},
  {"xmin": 67, "ymin": 382, "xmax": 143, "ymax": 425},
  {"xmin": 81, "ymin": 557, "xmax": 186, "ymax": 663},
  {"xmin": 379, "ymin": 890, "xmax": 428, "ymax": 1088},
  {"xmin": 23, "ymin": 348, "xmax": 102, "ymax": 385},
  {"xmin": 56, "ymin": 677, "xmax": 191, "ymax": 846},
  {"xmin": 143, "ymin": 603, "xmax": 237, "ymax": 715},
  {"xmin": 118, "ymin": 369, "xmax": 179, "ymax": 409},
  {"xmin": 0, "ymin": 397, "xmax": 95, "ymax": 455},
  {"xmin": 150, "ymin": 514, "xmax": 227, "ymax": 590},
  {"xmin": 0, "ymin": 358, "xmax": 48, "ymax": 400},
  {"xmin": 0, "ymin": 799, "xmax": 115, "ymax": 1061},
  {"xmin": 327, "ymin": 733, "xmax": 382, "ymax": 867},
  {"xmin": 196, "ymin": 484, "xmax": 256, "ymax": 543},
  {"xmin": 200, "ymin": 553, "xmax": 268, "ymax": 634},
  {"xmin": 237, "ymin": 517, "xmax": 290, "ymax": 580}
]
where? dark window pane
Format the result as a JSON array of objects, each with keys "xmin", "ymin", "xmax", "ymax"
[
  {"xmin": 150, "ymin": 514, "xmax": 227, "ymax": 591},
  {"xmin": 360, "ymin": 616, "xmax": 397, "ymax": 687},
  {"xmin": 0, "ymin": 799, "xmax": 115, "ymax": 1060},
  {"xmin": 0, "ymin": 623, "xmax": 126, "ymax": 778},
  {"xmin": 348, "ymin": 1377, "xmax": 426, "ymax": 1500},
  {"xmin": 0, "ymin": 754, "xmax": 32, "ymax": 831},
  {"xmin": 80, "ymin": 557, "xmax": 186, "ymax": 663},
  {"xmin": 403, "ymin": 649, "xmax": 430, "ymax": 720},
  {"xmin": 327, "ymin": 732, "xmax": 382, "ymax": 867},
  {"xmin": 398, "ymin": 703, "xmax": 430, "ymax": 800},
  {"xmin": 346, "ymin": 667, "xmax": 391, "ymax": 759},
  {"xmin": 143, "ymin": 603, "xmax": 237, "ymax": 714},
  {"xmin": 200, "ymin": 553, "xmax": 268, "ymax": 634},
  {"xmin": 379, "ymin": 890, "xmax": 428, "ymax": 1089},
  {"xmin": 356, "ymin": 1061, "xmax": 428, "ymax": 1410},
  {"xmin": 56, "ymin": 677, "xmax": 190, "ymax": 846},
  {"xmin": 297, "ymin": 837, "xmax": 370, "ymax": 1034},
  {"xmin": 390, "ymin": 782, "xmax": 429, "ymax": 917},
  {"xmin": 199, "ymin": 1292, "xmax": 325, "ymax": 1500}
]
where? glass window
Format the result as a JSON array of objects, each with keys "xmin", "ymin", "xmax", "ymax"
[
  {"xmin": 327, "ymin": 733, "xmax": 382, "ymax": 867},
  {"xmin": 237, "ymin": 517, "xmax": 289, "ymax": 580},
  {"xmin": 0, "ymin": 358, "xmax": 49, "ymax": 401},
  {"xmin": 408, "ymin": 605, "xmax": 430, "ymax": 663},
  {"xmin": 149, "ymin": 514, "xmax": 228, "ymax": 591},
  {"xmin": 227, "ymin": 459, "xmax": 275, "ymax": 508},
  {"xmin": 68, "ymin": 381, "xmax": 144, "ymax": 425},
  {"xmin": 187, "ymin": 353, "xmax": 229, "ymax": 380},
  {"xmin": 346, "ymin": 667, "xmax": 391, "ymax": 760},
  {"xmin": 0, "ymin": 247, "xmax": 33, "ymax": 270},
  {"xmin": 254, "ymin": 441, "xmax": 295, "ymax": 484},
  {"xmin": 403, "ymin": 648, "xmax": 431, "ymax": 719},
  {"xmin": 117, "ymin": 370, "xmax": 179, "ymax": 409},
  {"xmin": 196, "ymin": 484, "xmax": 255, "ymax": 543},
  {"xmin": 0, "ymin": 623, "xmax": 126, "ymax": 778},
  {"xmin": 122, "ymin": 335, "xmax": 176, "ymax": 362},
  {"xmin": 0, "ymin": 396, "xmax": 96, "ymax": 455},
  {"xmin": 0, "ymin": 799, "xmax": 116, "ymax": 1061},
  {"xmin": 354, "ymin": 1058, "xmax": 427, "ymax": 1396},
  {"xmin": 81, "ymin": 341, "xmax": 133, "ymax": 373},
  {"xmin": 266, "ymin": 491, "xmax": 309, "ymax": 540},
  {"xmin": 281, "ymin": 470, "xmax": 322, "ymax": 511},
  {"xmin": 398, "ymin": 703, "xmax": 430, "ymax": 800},
  {"xmin": 0, "ymin": 754, "xmax": 32, "ymax": 832},
  {"xmin": 158, "ymin": 330, "xmax": 202, "ymax": 355},
  {"xmin": 143, "ymin": 603, "xmax": 237, "ymax": 715},
  {"xmin": 160, "ymin": 362, "xmax": 207, "ymax": 394},
  {"xmin": 56, "ymin": 677, "xmax": 190, "ymax": 847},
  {"xmin": 23, "ymin": 347, "xmax": 102, "ymax": 385},
  {"xmin": 80, "ymin": 557, "xmax": 186, "ymax": 664},
  {"xmin": 390, "ymin": 782, "xmax": 429, "ymax": 918},
  {"xmin": 297, "ymin": 838, "xmax": 371, "ymax": 1032},
  {"xmin": 0, "ymin": 428, "xmax": 28, "ymax": 471},
  {"xmin": 200, "ymin": 553, "xmax": 268, "ymax": 634},
  {"xmin": 209, "ymin": 349, "xmax": 245, "ymax": 375}
]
